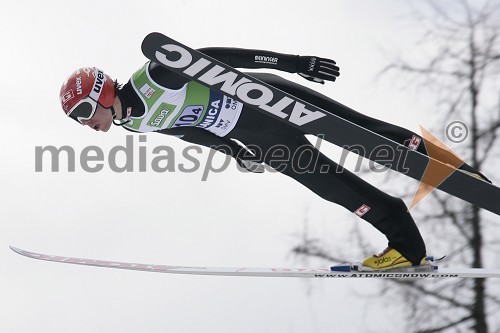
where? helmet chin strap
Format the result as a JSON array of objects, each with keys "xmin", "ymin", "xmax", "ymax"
[
  {"xmin": 110, "ymin": 106, "xmax": 117, "ymax": 119},
  {"xmin": 110, "ymin": 105, "xmax": 131, "ymax": 126}
]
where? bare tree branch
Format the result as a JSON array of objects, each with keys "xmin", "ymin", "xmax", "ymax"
[{"xmin": 416, "ymin": 314, "xmax": 474, "ymax": 333}]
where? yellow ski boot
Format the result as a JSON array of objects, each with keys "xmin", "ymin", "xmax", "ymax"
[{"xmin": 361, "ymin": 247, "xmax": 428, "ymax": 271}]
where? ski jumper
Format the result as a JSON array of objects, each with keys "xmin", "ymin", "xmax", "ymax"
[{"xmin": 117, "ymin": 47, "xmax": 429, "ymax": 264}]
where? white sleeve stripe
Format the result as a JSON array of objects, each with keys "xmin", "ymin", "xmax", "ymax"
[{"xmin": 318, "ymin": 71, "xmax": 337, "ymax": 77}]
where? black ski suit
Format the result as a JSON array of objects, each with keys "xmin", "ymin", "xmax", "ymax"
[{"xmin": 118, "ymin": 47, "xmax": 431, "ymax": 264}]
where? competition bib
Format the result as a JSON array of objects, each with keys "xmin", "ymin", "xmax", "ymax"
[{"xmin": 124, "ymin": 62, "xmax": 243, "ymax": 137}]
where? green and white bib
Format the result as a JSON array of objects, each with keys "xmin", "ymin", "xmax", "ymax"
[{"xmin": 124, "ymin": 62, "xmax": 243, "ymax": 137}]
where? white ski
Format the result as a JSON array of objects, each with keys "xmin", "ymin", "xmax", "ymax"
[{"xmin": 10, "ymin": 246, "xmax": 500, "ymax": 279}]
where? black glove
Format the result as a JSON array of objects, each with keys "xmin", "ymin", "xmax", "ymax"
[{"xmin": 296, "ymin": 56, "xmax": 340, "ymax": 84}]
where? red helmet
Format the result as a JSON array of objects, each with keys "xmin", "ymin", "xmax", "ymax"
[{"xmin": 59, "ymin": 67, "xmax": 116, "ymax": 123}]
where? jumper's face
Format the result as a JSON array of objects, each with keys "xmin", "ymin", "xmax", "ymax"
[{"xmin": 80, "ymin": 104, "xmax": 113, "ymax": 132}]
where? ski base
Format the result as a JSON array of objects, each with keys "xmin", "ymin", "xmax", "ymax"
[{"xmin": 10, "ymin": 246, "xmax": 500, "ymax": 279}]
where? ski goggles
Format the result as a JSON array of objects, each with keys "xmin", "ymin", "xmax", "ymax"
[
  {"xmin": 67, "ymin": 97, "xmax": 99, "ymax": 124},
  {"xmin": 66, "ymin": 68, "xmax": 106, "ymax": 124}
]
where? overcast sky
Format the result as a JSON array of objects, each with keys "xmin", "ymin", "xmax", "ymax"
[{"xmin": 1, "ymin": 1, "xmax": 486, "ymax": 332}]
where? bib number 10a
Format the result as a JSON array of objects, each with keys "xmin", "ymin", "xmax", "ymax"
[{"xmin": 173, "ymin": 105, "xmax": 204, "ymax": 127}]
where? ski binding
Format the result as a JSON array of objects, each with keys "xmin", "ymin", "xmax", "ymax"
[{"xmin": 331, "ymin": 256, "xmax": 439, "ymax": 273}]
